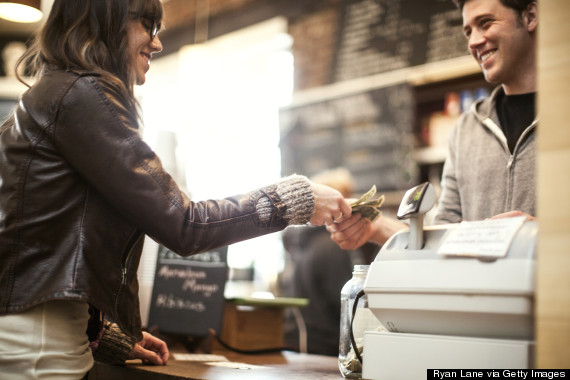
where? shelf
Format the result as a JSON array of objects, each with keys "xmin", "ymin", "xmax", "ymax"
[
  {"xmin": 407, "ymin": 56, "xmax": 481, "ymax": 86},
  {"xmin": 286, "ymin": 55, "xmax": 480, "ymax": 108}
]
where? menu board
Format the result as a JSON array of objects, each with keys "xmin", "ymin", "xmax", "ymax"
[
  {"xmin": 333, "ymin": 0, "xmax": 467, "ymax": 82},
  {"xmin": 279, "ymin": 83, "xmax": 417, "ymax": 194},
  {"xmin": 147, "ymin": 245, "xmax": 228, "ymax": 337}
]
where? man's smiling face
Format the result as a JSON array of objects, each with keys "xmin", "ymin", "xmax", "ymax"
[{"xmin": 462, "ymin": 0, "xmax": 536, "ymax": 93}]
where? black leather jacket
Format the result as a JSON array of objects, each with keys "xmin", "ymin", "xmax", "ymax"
[{"xmin": 0, "ymin": 69, "xmax": 312, "ymax": 340}]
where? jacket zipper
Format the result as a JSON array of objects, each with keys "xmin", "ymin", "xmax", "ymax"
[
  {"xmin": 512, "ymin": 119, "xmax": 538, "ymax": 157},
  {"xmin": 115, "ymin": 231, "xmax": 142, "ymax": 313},
  {"xmin": 121, "ymin": 231, "xmax": 142, "ymax": 285},
  {"xmin": 505, "ymin": 119, "xmax": 537, "ymax": 211}
]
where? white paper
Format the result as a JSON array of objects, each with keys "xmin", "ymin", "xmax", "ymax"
[
  {"xmin": 437, "ymin": 216, "xmax": 526, "ymax": 258},
  {"xmin": 172, "ymin": 353, "xmax": 228, "ymax": 362},
  {"xmin": 206, "ymin": 361, "xmax": 266, "ymax": 370}
]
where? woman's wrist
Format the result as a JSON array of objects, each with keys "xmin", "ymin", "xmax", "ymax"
[
  {"xmin": 274, "ymin": 175, "xmax": 314, "ymax": 224},
  {"xmin": 256, "ymin": 175, "xmax": 314, "ymax": 225}
]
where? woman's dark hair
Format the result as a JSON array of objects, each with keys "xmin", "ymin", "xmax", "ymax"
[
  {"xmin": 453, "ymin": 0, "xmax": 537, "ymax": 16},
  {"xmin": 16, "ymin": 0, "xmax": 163, "ymax": 115}
]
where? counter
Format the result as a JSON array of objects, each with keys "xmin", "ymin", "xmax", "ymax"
[{"xmin": 88, "ymin": 350, "xmax": 341, "ymax": 380}]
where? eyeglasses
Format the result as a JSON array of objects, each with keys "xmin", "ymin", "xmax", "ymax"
[{"xmin": 130, "ymin": 12, "xmax": 159, "ymax": 41}]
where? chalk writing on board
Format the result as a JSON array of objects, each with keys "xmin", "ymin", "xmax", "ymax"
[
  {"xmin": 155, "ymin": 293, "xmax": 207, "ymax": 312},
  {"xmin": 156, "ymin": 265, "xmax": 220, "ymax": 297},
  {"xmin": 333, "ymin": 0, "xmax": 467, "ymax": 82},
  {"xmin": 147, "ymin": 245, "xmax": 228, "ymax": 336}
]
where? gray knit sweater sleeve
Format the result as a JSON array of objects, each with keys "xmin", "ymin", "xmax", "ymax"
[{"xmin": 256, "ymin": 175, "xmax": 315, "ymax": 225}]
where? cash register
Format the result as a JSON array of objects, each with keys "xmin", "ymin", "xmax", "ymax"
[{"xmin": 361, "ymin": 183, "xmax": 537, "ymax": 379}]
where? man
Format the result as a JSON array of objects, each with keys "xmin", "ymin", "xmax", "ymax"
[{"xmin": 329, "ymin": 0, "xmax": 538, "ymax": 250}]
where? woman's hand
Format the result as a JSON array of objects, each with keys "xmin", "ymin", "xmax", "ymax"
[
  {"xmin": 127, "ymin": 331, "xmax": 170, "ymax": 365},
  {"xmin": 309, "ymin": 183, "xmax": 352, "ymax": 226}
]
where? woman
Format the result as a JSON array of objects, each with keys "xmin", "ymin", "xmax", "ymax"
[{"xmin": 0, "ymin": 1, "xmax": 351, "ymax": 378}]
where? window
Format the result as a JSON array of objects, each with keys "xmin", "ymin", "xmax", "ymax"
[{"xmin": 137, "ymin": 18, "xmax": 294, "ymax": 318}]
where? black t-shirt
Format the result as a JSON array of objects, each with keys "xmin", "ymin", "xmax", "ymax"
[{"xmin": 496, "ymin": 91, "xmax": 536, "ymax": 153}]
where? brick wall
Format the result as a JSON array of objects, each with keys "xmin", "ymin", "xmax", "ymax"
[
  {"xmin": 287, "ymin": 1, "xmax": 341, "ymax": 90},
  {"xmin": 162, "ymin": 0, "xmax": 260, "ymax": 32},
  {"xmin": 161, "ymin": 0, "xmax": 341, "ymax": 91}
]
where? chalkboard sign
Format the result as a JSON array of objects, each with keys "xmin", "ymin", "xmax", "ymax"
[
  {"xmin": 147, "ymin": 245, "xmax": 228, "ymax": 337},
  {"xmin": 333, "ymin": 0, "xmax": 467, "ymax": 82},
  {"xmin": 280, "ymin": 83, "xmax": 417, "ymax": 194}
]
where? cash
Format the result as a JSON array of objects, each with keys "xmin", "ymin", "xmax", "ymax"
[{"xmin": 350, "ymin": 185, "xmax": 385, "ymax": 221}]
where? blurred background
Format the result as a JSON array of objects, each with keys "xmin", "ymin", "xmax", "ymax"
[{"xmin": 1, "ymin": 0, "xmax": 568, "ymax": 364}]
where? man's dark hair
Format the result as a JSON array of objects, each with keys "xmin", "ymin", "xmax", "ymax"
[{"xmin": 453, "ymin": 0, "xmax": 537, "ymax": 16}]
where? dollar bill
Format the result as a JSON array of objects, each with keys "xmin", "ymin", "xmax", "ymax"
[{"xmin": 350, "ymin": 185, "xmax": 385, "ymax": 221}]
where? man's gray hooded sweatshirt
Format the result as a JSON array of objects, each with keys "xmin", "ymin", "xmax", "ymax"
[{"xmin": 434, "ymin": 86, "xmax": 537, "ymax": 224}]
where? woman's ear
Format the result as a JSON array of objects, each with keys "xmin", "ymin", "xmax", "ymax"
[{"xmin": 525, "ymin": 2, "xmax": 538, "ymax": 33}]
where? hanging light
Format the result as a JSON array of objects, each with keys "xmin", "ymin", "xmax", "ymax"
[{"xmin": 0, "ymin": 0, "xmax": 43, "ymax": 23}]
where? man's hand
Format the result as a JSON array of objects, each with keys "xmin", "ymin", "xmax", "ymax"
[
  {"xmin": 491, "ymin": 210, "xmax": 536, "ymax": 222},
  {"xmin": 127, "ymin": 331, "xmax": 170, "ymax": 365},
  {"xmin": 327, "ymin": 213, "xmax": 408, "ymax": 250},
  {"xmin": 327, "ymin": 213, "xmax": 377, "ymax": 250}
]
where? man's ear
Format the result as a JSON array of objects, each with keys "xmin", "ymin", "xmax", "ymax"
[{"xmin": 525, "ymin": 2, "xmax": 538, "ymax": 33}]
